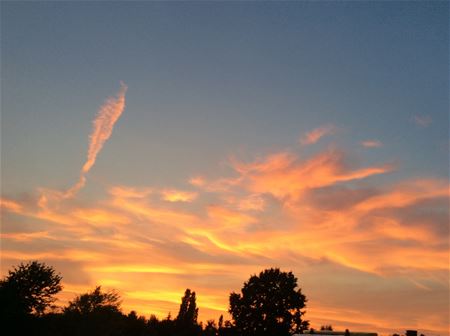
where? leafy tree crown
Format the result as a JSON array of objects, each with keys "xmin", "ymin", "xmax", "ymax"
[
  {"xmin": 229, "ymin": 268, "xmax": 309, "ymax": 336},
  {"xmin": 0, "ymin": 260, "xmax": 62, "ymax": 315},
  {"xmin": 64, "ymin": 286, "xmax": 121, "ymax": 315}
]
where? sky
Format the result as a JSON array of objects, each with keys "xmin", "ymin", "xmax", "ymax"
[{"xmin": 1, "ymin": 1, "xmax": 449, "ymax": 335}]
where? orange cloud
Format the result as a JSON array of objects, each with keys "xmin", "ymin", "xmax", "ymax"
[
  {"xmin": 300, "ymin": 124, "xmax": 336, "ymax": 145},
  {"xmin": 233, "ymin": 149, "xmax": 393, "ymax": 199},
  {"xmin": 194, "ymin": 175, "xmax": 243, "ymax": 193},
  {"xmin": 0, "ymin": 198, "xmax": 22, "ymax": 213},
  {"xmin": 161, "ymin": 189, "xmax": 198, "ymax": 202},
  {"xmin": 231, "ymin": 152, "xmax": 294, "ymax": 174},
  {"xmin": 71, "ymin": 208, "xmax": 131, "ymax": 227},
  {"xmin": 0, "ymin": 231, "xmax": 52, "ymax": 242},
  {"xmin": 1, "ymin": 140, "xmax": 448, "ymax": 334},
  {"xmin": 237, "ymin": 194, "xmax": 265, "ymax": 211},
  {"xmin": 109, "ymin": 195, "xmax": 200, "ymax": 232},
  {"xmin": 91, "ymin": 265, "xmax": 184, "ymax": 275},
  {"xmin": 361, "ymin": 140, "xmax": 382, "ymax": 148},
  {"xmin": 189, "ymin": 176, "xmax": 206, "ymax": 187},
  {"xmin": 1, "ymin": 249, "xmax": 105, "ymax": 262},
  {"xmin": 109, "ymin": 186, "xmax": 152, "ymax": 199},
  {"xmin": 353, "ymin": 179, "xmax": 448, "ymax": 213},
  {"xmin": 207, "ymin": 205, "xmax": 256, "ymax": 230}
]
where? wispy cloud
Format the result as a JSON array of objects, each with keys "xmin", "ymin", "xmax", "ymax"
[
  {"xmin": 1, "ymin": 133, "xmax": 448, "ymax": 334},
  {"xmin": 0, "ymin": 231, "xmax": 52, "ymax": 242},
  {"xmin": 237, "ymin": 194, "xmax": 266, "ymax": 212},
  {"xmin": 300, "ymin": 124, "xmax": 336, "ymax": 145},
  {"xmin": 412, "ymin": 114, "xmax": 432, "ymax": 127},
  {"xmin": 361, "ymin": 140, "xmax": 382, "ymax": 148},
  {"xmin": 189, "ymin": 176, "xmax": 206, "ymax": 187},
  {"xmin": 0, "ymin": 198, "xmax": 22, "ymax": 213},
  {"xmin": 229, "ymin": 149, "xmax": 393, "ymax": 200},
  {"xmin": 65, "ymin": 82, "xmax": 127, "ymax": 198},
  {"xmin": 161, "ymin": 189, "xmax": 198, "ymax": 202},
  {"xmin": 109, "ymin": 186, "xmax": 152, "ymax": 199}
]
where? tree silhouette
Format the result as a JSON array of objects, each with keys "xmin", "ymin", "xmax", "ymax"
[
  {"xmin": 62, "ymin": 286, "xmax": 125, "ymax": 336},
  {"xmin": 123, "ymin": 310, "xmax": 147, "ymax": 336},
  {"xmin": 64, "ymin": 286, "xmax": 121, "ymax": 315},
  {"xmin": 203, "ymin": 319, "xmax": 218, "ymax": 336},
  {"xmin": 176, "ymin": 289, "xmax": 199, "ymax": 325},
  {"xmin": 149, "ymin": 312, "xmax": 177, "ymax": 336},
  {"xmin": 0, "ymin": 261, "xmax": 62, "ymax": 316},
  {"xmin": 175, "ymin": 289, "xmax": 201, "ymax": 335},
  {"xmin": 229, "ymin": 268, "xmax": 309, "ymax": 336},
  {"xmin": 0, "ymin": 261, "xmax": 315, "ymax": 336},
  {"xmin": 0, "ymin": 261, "xmax": 62, "ymax": 335}
]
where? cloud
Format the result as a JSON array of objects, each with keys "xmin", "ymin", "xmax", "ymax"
[
  {"xmin": 361, "ymin": 140, "xmax": 382, "ymax": 148},
  {"xmin": 109, "ymin": 186, "xmax": 152, "ymax": 199},
  {"xmin": 229, "ymin": 149, "xmax": 393, "ymax": 200},
  {"xmin": 71, "ymin": 208, "xmax": 131, "ymax": 227},
  {"xmin": 0, "ymin": 198, "xmax": 23, "ymax": 213},
  {"xmin": 300, "ymin": 124, "xmax": 336, "ymax": 145},
  {"xmin": 161, "ymin": 189, "xmax": 198, "ymax": 202},
  {"xmin": 65, "ymin": 82, "xmax": 128, "ymax": 198},
  {"xmin": 191, "ymin": 174, "xmax": 244, "ymax": 193},
  {"xmin": 237, "ymin": 194, "xmax": 266, "ymax": 212},
  {"xmin": 207, "ymin": 205, "xmax": 257, "ymax": 230},
  {"xmin": 412, "ymin": 114, "xmax": 432, "ymax": 127},
  {"xmin": 0, "ymin": 231, "xmax": 52, "ymax": 242},
  {"xmin": 1, "ymin": 135, "xmax": 448, "ymax": 334},
  {"xmin": 189, "ymin": 176, "xmax": 206, "ymax": 187},
  {"xmin": 352, "ymin": 179, "xmax": 448, "ymax": 213}
]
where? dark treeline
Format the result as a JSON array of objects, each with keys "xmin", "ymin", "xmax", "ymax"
[{"xmin": 0, "ymin": 261, "xmax": 309, "ymax": 336}]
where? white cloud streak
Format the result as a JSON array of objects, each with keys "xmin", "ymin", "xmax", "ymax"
[{"xmin": 64, "ymin": 82, "xmax": 128, "ymax": 198}]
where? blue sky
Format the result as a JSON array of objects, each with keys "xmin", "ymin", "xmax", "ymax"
[{"xmin": 3, "ymin": 1, "xmax": 448, "ymax": 193}]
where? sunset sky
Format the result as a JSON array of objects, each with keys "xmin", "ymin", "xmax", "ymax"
[{"xmin": 1, "ymin": 1, "xmax": 449, "ymax": 335}]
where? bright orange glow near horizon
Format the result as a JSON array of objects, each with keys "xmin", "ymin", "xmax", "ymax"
[{"xmin": 1, "ymin": 115, "xmax": 448, "ymax": 334}]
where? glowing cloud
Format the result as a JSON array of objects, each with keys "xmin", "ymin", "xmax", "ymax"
[
  {"xmin": 300, "ymin": 124, "xmax": 336, "ymax": 145},
  {"xmin": 1, "ymin": 128, "xmax": 448, "ymax": 335},
  {"xmin": 0, "ymin": 198, "xmax": 22, "ymax": 213},
  {"xmin": 231, "ymin": 149, "xmax": 393, "ymax": 199},
  {"xmin": 109, "ymin": 186, "xmax": 152, "ymax": 199},
  {"xmin": 161, "ymin": 189, "xmax": 198, "ymax": 202},
  {"xmin": 361, "ymin": 140, "xmax": 382, "ymax": 148},
  {"xmin": 0, "ymin": 231, "xmax": 51, "ymax": 242},
  {"xmin": 189, "ymin": 176, "xmax": 206, "ymax": 187},
  {"xmin": 65, "ymin": 82, "xmax": 128, "ymax": 198},
  {"xmin": 237, "ymin": 194, "xmax": 266, "ymax": 211}
]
